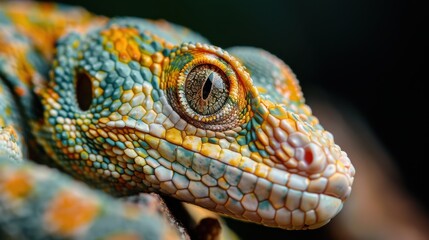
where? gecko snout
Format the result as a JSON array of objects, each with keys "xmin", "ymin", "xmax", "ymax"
[{"xmin": 254, "ymin": 102, "xmax": 355, "ymax": 199}]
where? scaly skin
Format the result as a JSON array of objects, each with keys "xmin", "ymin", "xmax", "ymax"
[{"xmin": 0, "ymin": 2, "xmax": 355, "ymax": 239}]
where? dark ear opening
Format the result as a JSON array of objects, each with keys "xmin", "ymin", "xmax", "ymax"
[{"xmin": 75, "ymin": 70, "xmax": 93, "ymax": 111}]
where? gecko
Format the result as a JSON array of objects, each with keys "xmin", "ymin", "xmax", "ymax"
[{"xmin": 0, "ymin": 2, "xmax": 355, "ymax": 239}]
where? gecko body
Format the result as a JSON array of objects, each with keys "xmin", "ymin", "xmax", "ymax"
[{"xmin": 0, "ymin": 2, "xmax": 355, "ymax": 239}]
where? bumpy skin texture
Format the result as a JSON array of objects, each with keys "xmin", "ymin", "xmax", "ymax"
[{"xmin": 0, "ymin": 2, "xmax": 355, "ymax": 239}]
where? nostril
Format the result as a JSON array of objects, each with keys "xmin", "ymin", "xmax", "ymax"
[
  {"xmin": 296, "ymin": 143, "xmax": 326, "ymax": 174},
  {"xmin": 304, "ymin": 147, "xmax": 313, "ymax": 165}
]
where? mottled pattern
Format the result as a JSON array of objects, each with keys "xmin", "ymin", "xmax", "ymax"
[{"xmin": 0, "ymin": 2, "xmax": 355, "ymax": 239}]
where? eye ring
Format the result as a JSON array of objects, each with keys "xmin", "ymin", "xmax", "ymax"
[{"xmin": 163, "ymin": 43, "xmax": 249, "ymax": 131}]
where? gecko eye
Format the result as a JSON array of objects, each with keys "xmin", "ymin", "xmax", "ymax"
[
  {"xmin": 164, "ymin": 43, "xmax": 250, "ymax": 131},
  {"xmin": 185, "ymin": 64, "xmax": 230, "ymax": 115}
]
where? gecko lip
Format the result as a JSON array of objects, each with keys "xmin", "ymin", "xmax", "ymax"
[
  {"xmin": 307, "ymin": 195, "xmax": 344, "ymax": 229},
  {"xmin": 323, "ymin": 151, "xmax": 355, "ymax": 200}
]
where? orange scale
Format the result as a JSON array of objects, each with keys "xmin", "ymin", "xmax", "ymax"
[
  {"xmin": 1, "ymin": 172, "xmax": 33, "ymax": 199},
  {"xmin": 44, "ymin": 190, "xmax": 100, "ymax": 236}
]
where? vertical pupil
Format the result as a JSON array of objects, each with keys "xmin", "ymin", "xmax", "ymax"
[{"xmin": 202, "ymin": 72, "xmax": 214, "ymax": 100}]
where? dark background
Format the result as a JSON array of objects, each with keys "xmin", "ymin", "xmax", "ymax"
[{"xmin": 49, "ymin": 0, "xmax": 426, "ymax": 238}]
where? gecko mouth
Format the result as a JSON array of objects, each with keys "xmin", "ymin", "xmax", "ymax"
[
  {"xmin": 97, "ymin": 116, "xmax": 353, "ymax": 229},
  {"xmin": 91, "ymin": 126, "xmax": 347, "ymax": 230}
]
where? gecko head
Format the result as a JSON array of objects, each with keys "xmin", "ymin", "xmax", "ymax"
[
  {"xmin": 159, "ymin": 43, "xmax": 355, "ymax": 229},
  {"xmin": 38, "ymin": 20, "xmax": 355, "ymax": 230}
]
